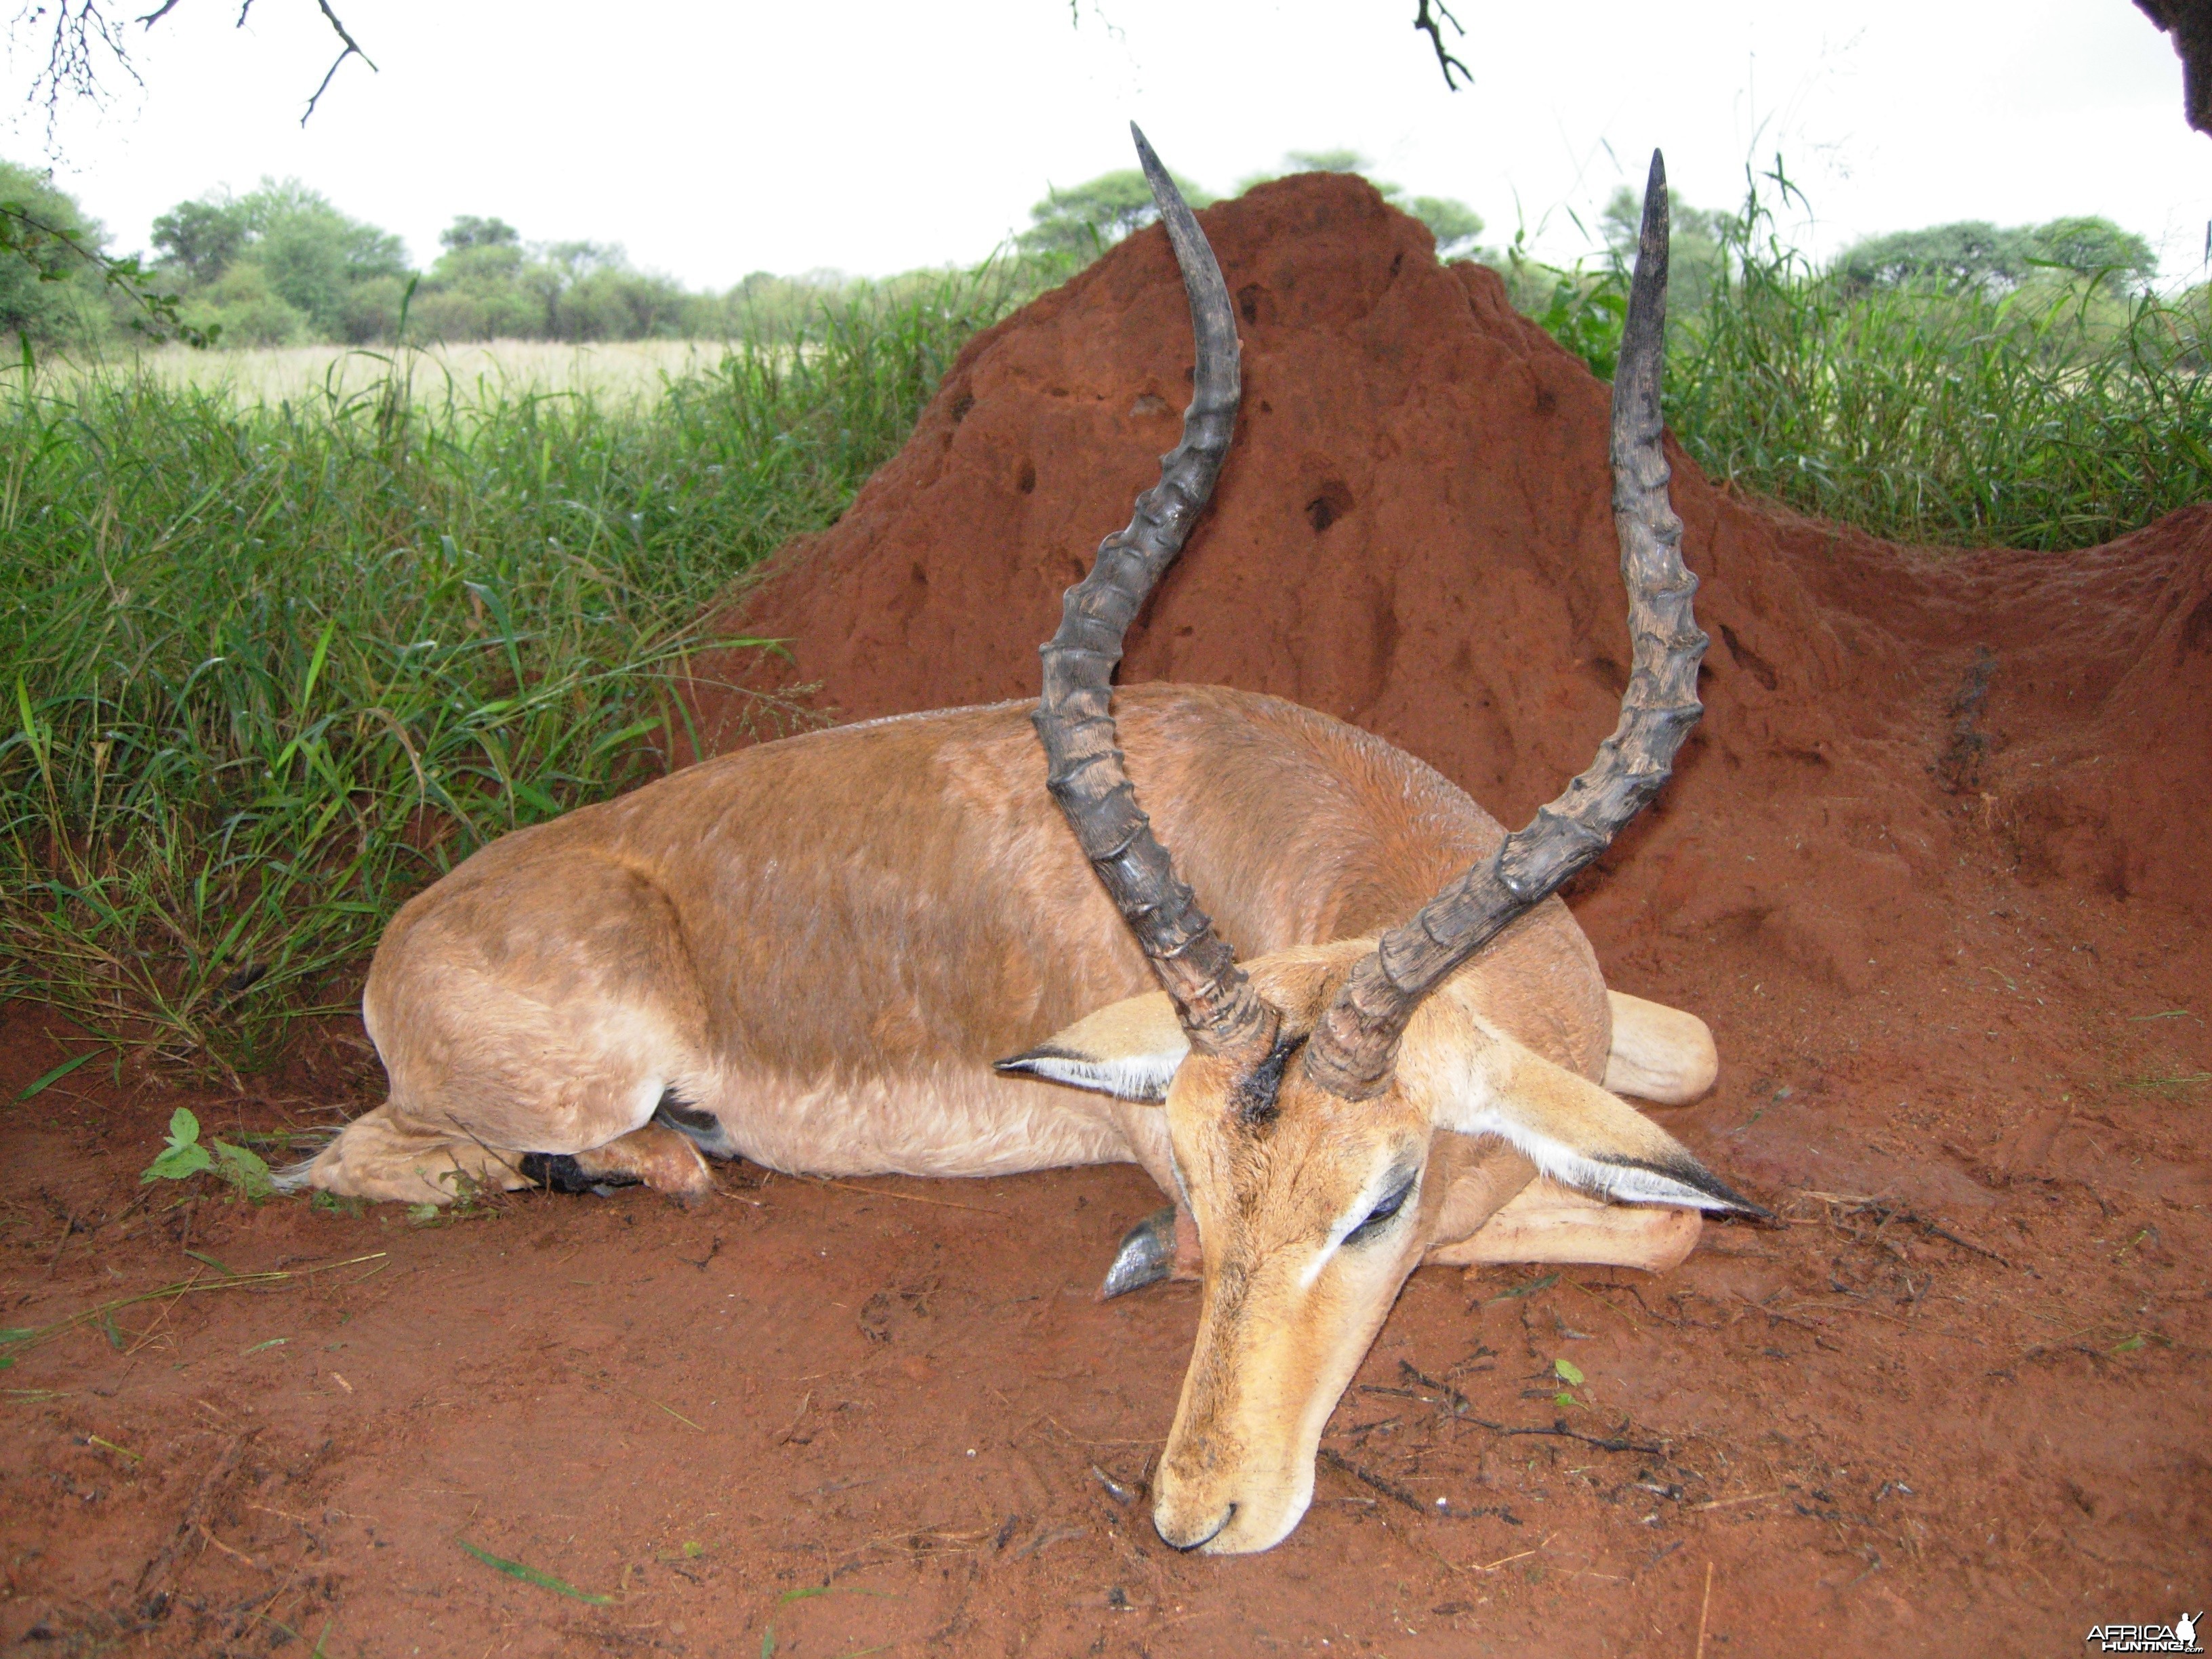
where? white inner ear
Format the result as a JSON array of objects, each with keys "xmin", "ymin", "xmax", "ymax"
[
  {"xmin": 1000, "ymin": 1046, "xmax": 1185, "ymax": 1103},
  {"xmin": 1420, "ymin": 1012, "xmax": 1741, "ymax": 1212},
  {"xmin": 1446, "ymin": 1106, "xmax": 1738, "ymax": 1212},
  {"xmin": 996, "ymin": 990, "xmax": 1191, "ymax": 1103}
]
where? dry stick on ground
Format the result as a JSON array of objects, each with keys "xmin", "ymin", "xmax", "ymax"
[
  {"xmin": 804, "ymin": 1176, "xmax": 1010, "ymax": 1218},
  {"xmin": 1397, "ymin": 1361, "xmax": 1671, "ymax": 1458},
  {"xmin": 136, "ymin": 1429, "xmax": 261, "ymax": 1599},
  {"xmin": 1317, "ymin": 1448, "xmax": 1430, "ymax": 1515},
  {"xmin": 3, "ymin": 1252, "xmax": 389, "ymax": 1354},
  {"xmin": 1695, "ymin": 1560, "xmax": 1715, "ymax": 1659},
  {"xmin": 1818, "ymin": 1194, "xmax": 2012, "ymax": 1267}
]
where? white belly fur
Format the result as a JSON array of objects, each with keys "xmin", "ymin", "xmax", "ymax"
[{"xmin": 682, "ymin": 1063, "xmax": 1134, "ymax": 1179}]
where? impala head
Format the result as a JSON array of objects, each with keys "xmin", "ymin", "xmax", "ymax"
[{"xmin": 1005, "ymin": 131, "xmax": 1755, "ymax": 1553}]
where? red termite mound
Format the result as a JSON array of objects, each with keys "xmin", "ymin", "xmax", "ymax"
[{"xmin": 695, "ymin": 171, "xmax": 2211, "ymax": 973}]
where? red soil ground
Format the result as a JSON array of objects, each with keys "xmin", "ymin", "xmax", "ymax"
[{"xmin": 3, "ymin": 173, "xmax": 2207, "ymax": 1657}]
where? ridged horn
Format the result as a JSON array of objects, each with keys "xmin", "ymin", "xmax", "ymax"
[
  {"xmin": 1304, "ymin": 149, "xmax": 1705, "ymax": 1099},
  {"xmin": 1031, "ymin": 125, "xmax": 1277, "ymax": 1061}
]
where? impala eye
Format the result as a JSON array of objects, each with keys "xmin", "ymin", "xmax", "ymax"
[{"xmin": 1344, "ymin": 1176, "xmax": 1416, "ymax": 1247}]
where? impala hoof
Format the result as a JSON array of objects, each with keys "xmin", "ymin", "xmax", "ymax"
[
  {"xmin": 519, "ymin": 1152, "xmax": 629, "ymax": 1197},
  {"xmin": 1101, "ymin": 1206, "xmax": 1179, "ymax": 1299}
]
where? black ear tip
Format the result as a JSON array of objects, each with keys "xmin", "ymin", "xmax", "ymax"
[
  {"xmin": 1660, "ymin": 1152, "xmax": 1767, "ymax": 1219},
  {"xmin": 1704, "ymin": 1174, "xmax": 1773, "ymax": 1221}
]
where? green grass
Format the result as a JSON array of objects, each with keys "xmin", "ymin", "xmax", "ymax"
[
  {"xmin": 1518, "ymin": 167, "xmax": 2212, "ymax": 552},
  {"xmin": 1668, "ymin": 211, "xmax": 2211, "ymax": 551},
  {"xmin": 1, "ymin": 270, "xmax": 1016, "ymax": 1076}
]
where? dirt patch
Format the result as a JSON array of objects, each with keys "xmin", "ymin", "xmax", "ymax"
[{"xmin": 4, "ymin": 173, "xmax": 2208, "ymax": 1654}]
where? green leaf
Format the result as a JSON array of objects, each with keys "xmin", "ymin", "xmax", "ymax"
[
  {"xmin": 1491, "ymin": 1272, "xmax": 1559, "ymax": 1303},
  {"xmin": 214, "ymin": 1139, "xmax": 276, "ymax": 1201},
  {"xmin": 15, "ymin": 1049, "xmax": 96, "ymax": 1101},
  {"xmin": 2112, "ymin": 1334, "xmax": 2146, "ymax": 1354},
  {"xmin": 455, "ymin": 1537, "xmax": 612, "ymax": 1604},
  {"xmin": 142, "ymin": 1108, "xmax": 213, "ymax": 1183},
  {"xmin": 1554, "ymin": 1358, "xmax": 1586, "ymax": 1387}
]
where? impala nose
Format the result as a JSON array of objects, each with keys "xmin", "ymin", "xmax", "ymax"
[{"xmin": 1154, "ymin": 1500, "xmax": 1236, "ymax": 1552}]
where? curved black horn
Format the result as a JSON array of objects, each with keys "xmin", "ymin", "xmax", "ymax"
[
  {"xmin": 1305, "ymin": 149, "xmax": 1706, "ymax": 1099},
  {"xmin": 1030, "ymin": 126, "xmax": 1275, "ymax": 1061}
]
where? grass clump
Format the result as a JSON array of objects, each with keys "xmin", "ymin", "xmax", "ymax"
[
  {"xmin": 1508, "ymin": 165, "xmax": 2212, "ymax": 552},
  {"xmin": 0, "ymin": 270, "xmax": 1014, "ymax": 1076}
]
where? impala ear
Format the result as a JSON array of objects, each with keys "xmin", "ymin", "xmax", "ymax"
[
  {"xmin": 1418, "ymin": 1026, "xmax": 1767, "ymax": 1216},
  {"xmin": 995, "ymin": 991, "xmax": 1189, "ymax": 1103}
]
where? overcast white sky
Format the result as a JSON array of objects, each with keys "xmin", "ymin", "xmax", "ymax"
[{"xmin": 7, "ymin": 0, "xmax": 2207, "ymax": 288}]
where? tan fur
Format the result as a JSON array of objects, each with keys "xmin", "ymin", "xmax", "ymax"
[
  {"xmin": 1136, "ymin": 942, "xmax": 1724, "ymax": 1553},
  {"xmin": 1603, "ymin": 991, "xmax": 1720, "ymax": 1104},
  {"xmin": 1427, "ymin": 1178, "xmax": 1700, "ymax": 1271},
  {"xmin": 304, "ymin": 684, "xmax": 1730, "ymax": 1558},
  {"xmin": 308, "ymin": 687, "xmax": 1611, "ymax": 1200}
]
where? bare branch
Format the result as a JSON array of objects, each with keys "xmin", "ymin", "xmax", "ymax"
[
  {"xmin": 16, "ymin": 0, "xmax": 144, "ymax": 133},
  {"xmin": 1411, "ymin": 0, "xmax": 1470, "ymax": 91},
  {"xmin": 300, "ymin": 0, "xmax": 373, "ymax": 124},
  {"xmin": 14, "ymin": 0, "xmax": 374, "ymax": 131}
]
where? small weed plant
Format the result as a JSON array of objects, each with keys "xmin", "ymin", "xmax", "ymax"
[{"xmin": 140, "ymin": 1105, "xmax": 276, "ymax": 1197}]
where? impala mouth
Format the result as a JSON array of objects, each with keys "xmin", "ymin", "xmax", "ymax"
[{"xmin": 1158, "ymin": 1500, "xmax": 1237, "ymax": 1552}]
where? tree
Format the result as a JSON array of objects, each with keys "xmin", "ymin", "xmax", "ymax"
[
  {"xmin": 2026, "ymin": 216, "xmax": 2158, "ymax": 283},
  {"xmin": 17, "ymin": 0, "xmax": 373, "ymax": 131},
  {"xmin": 150, "ymin": 197, "xmax": 249, "ymax": 284},
  {"xmin": 9, "ymin": 2, "xmax": 1478, "ymax": 144},
  {"xmin": 1, "ymin": 158, "xmax": 212, "ymax": 348},
  {"xmin": 1833, "ymin": 222, "xmax": 2038, "ymax": 293},
  {"xmin": 0, "ymin": 159, "xmax": 110, "ymax": 348},
  {"xmin": 1407, "ymin": 195, "xmax": 1484, "ymax": 258},
  {"xmin": 1835, "ymin": 216, "xmax": 2158, "ymax": 293},
  {"xmin": 1019, "ymin": 169, "xmax": 1215, "ymax": 263},
  {"xmin": 441, "ymin": 216, "xmax": 521, "ymax": 253}
]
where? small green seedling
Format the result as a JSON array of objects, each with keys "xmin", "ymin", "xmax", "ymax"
[
  {"xmin": 1554, "ymin": 1356, "xmax": 1586, "ymax": 1409},
  {"xmin": 140, "ymin": 1109, "xmax": 276, "ymax": 1200},
  {"xmin": 455, "ymin": 1537, "xmax": 611, "ymax": 1604}
]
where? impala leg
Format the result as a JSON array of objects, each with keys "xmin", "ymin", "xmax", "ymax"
[
  {"xmin": 518, "ymin": 1122, "xmax": 715, "ymax": 1206},
  {"xmin": 284, "ymin": 1101, "xmax": 533, "ymax": 1206},
  {"xmin": 1429, "ymin": 1177, "xmax": 1701, "ymax": 1273},
  {"xmin": 1603, "ymin": 991, "xmax": 1719, "ymax": 1105},
  {"xmin": 293, "ymin": 850, "xmax": 715, "ymax": 1208}
]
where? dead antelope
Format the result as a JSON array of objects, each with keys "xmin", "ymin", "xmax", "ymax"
[{"xmin": 294, "ymin": 131, "xmax": 1759, "ymax": 1555}]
